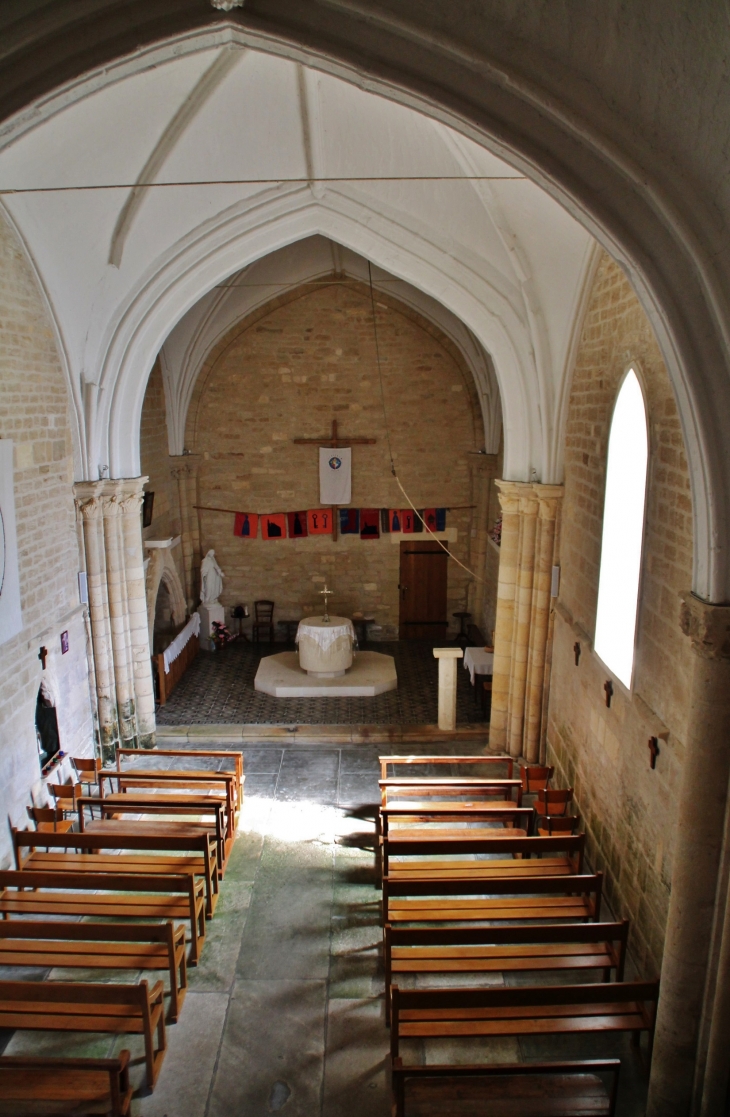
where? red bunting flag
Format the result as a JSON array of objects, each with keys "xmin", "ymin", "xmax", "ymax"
[
  {"xmin": 360, "ymin": 509, "xmax": 380, "ymax": 539},
  {"xmin": 307, "ymin": 508, "xmax": 333, "ymax": 535},
  {"xmin": 233, "ymin": 513, "xmax": 258, "ymax": 538},
  {"xmin": 400, "ymin": 509, "xmax": 415, "ymax": 533},
  {"xmin": 261, "ymin": 513, "xmax": 287, "ymax": 540},
  {"xmin": 422, "ymin": 508, "xmax": 438, "ymax": 532},
  {"xmin": 287, "ymin": 510, "xmax": 308, "ymax": 538}
]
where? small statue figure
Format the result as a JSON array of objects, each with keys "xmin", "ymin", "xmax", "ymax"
[{"xmin": 200, "ymin": 549, "xmax": 224, "ymax": 605}]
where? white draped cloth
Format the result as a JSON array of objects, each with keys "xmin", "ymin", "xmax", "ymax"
[
  {"xmin": 163, "ymin": 612, "xmax": 201, "ymax": 674},
  {"xmin": 296, "ymin": 616, "xmax": 356, "ymax": 652},
  {"xmin": 463, "ymin": 646, "xmax": 494, "ymax": 684}
]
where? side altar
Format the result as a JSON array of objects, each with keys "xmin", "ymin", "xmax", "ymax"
[{"xmin": 254, "ymin": 585, "xmax": 397, "ymax": 698}]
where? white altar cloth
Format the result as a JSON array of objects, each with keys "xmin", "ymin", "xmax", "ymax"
[
  {"xmin": 163, "ymin": 611, "xmax": 201, "ymax": 674},
  {"xmin": 295, "ymin": 617, "xmax": 356, "ymax": 652},
  {"xmin": 296, "ymin": 615, "xmax": 356, "ymax": 676},
  {"xmin": 463, "ymin": 646, "xmax": 494, "ymax": 684}
]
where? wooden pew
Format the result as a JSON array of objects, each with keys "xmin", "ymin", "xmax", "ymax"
[
  {"xmin": 0, "ymin": 869, "xmax": 206, "ymax": 964},
  {"xmin": 0, "ymin": 1052, "xmax": 133, "ymax": 1117},
  {"xmin": 79, "ymin": 793, "xmax": 228, "ymax": 880},
  {"xmin": 0, "ymin": 919, "xmax": 187, "ymax": 1021},
  {"xmin": 381, "ymin": 804, "xmax": 533, "ymax": 838},
  {"xmin": 379, "ymin": 778, "xmax": 523, "ymax": 809},
  {"xmin": 13, "ymin": 826, "xmax": 219, "ymax": 917},
  {"xmin": 384, "ymin": 920, "xmax": 629, "ymax": 1022},
  {"xmin": 383, "ymin": 872, "xmax": 604, "ymax": 927},
  {"xmin": 0, "ymin": 980, "xmax": 166, "ymax": 1089},
  {"xmin": 380, "ymin": 755, "xmax": 514, "ymax": 780},
  {"xmin": 390, "ymin": 1058, "xmax": 621, "ymax": 1117},
  {"xmin": 382, "ymin": 832, "xmax": 585, "ymax": 881},
  {"xmin": 115, "ymin": 747, "xmax": 243, "ymax": 818},
  {"xmin": 390, "ymin": 981, "xmax": 659, "ymax": 1060}
]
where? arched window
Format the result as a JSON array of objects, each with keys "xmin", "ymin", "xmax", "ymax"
[{"xmin": 594, "ymin": 368, "xmax": 649, "ymax": 688}]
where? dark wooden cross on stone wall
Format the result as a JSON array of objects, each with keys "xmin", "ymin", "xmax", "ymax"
[{"xmin": 293, "ymin": 419, "xmax": 376, "ymax": 541}]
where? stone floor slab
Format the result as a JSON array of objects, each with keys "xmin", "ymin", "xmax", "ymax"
[{"xmin": 137, "ymin": 992, "xmax": 229, "ymax": 1116}]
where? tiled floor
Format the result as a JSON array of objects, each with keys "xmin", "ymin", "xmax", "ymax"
[
  {"xmin": 157, "ymin": 639, "xmax": 481, "ymax": 725},
  {"xmin": 2, "ymin": 744, "xmax": 650, "ymax": 1116}
]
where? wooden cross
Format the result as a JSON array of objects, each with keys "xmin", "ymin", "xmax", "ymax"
[
  {"xmin": 293, "ymin": 419, "xmax": 376, "ymax": 541},
  {"xmin": 604, "ymin": 679, "xmax": 613, "ymax": 708},
  {"xmin": 648, "ymin": 736, "xmax": 660, "ymax": 769}
]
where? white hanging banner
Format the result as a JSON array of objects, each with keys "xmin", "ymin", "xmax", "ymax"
[
  {"xmin": 0, "ymin": 440, "xmax": 23, "ymax": 646},
  {"xmin": 319, "ymin": 446, "xmax": 352, "ymax": 505}
]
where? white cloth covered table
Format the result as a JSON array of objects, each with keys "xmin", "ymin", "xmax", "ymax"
[
  {"xmin": 163, "ymin": 611, "xmax": 201, "ymax": 674},
  {"xmin": 296, "ymin": 615, "xmax": 356, "ymax": 676},
  {"xmin": 463, "ymin": 646, "xmax": 494, "ymax": 684}
]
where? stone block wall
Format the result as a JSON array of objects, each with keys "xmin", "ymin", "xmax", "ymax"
[
  {"xmin": 547, "ymin": 252, "xmax": 694, "ymax": 976},
  {"xmin": 177, "ymin": 280, "xmax": 484, "ymax": 636},
  {"xmin": 0, "ymin": 213, "xmax": 93, "ymax": 866}
]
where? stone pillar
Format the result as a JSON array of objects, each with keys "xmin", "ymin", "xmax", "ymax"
[
  {"xmin": 647, "ymin": 594, "xmax": 730, "ymax": 1117},
  {"xmin": 433, "ymin": 647, "xmax": 463, "ymax": 730},
  {"xmin": 490, "ymin": 481, "xmax": 562, "ymax": 759},
  {"xmin": 75, "ymin": 478, "xmax": 156, "ymax": 759},
  {"xmin": 468, "ymin": 454, "xmax": 499, "ymax": 628}
]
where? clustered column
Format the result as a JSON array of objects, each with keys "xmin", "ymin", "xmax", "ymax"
[
  {"xmin": 490, "ymin": 480, "xmax": 562, "ymax": 760},
  {"xmin": 74, "ymin": 478, "xmax": 156, "ymax": 759},
  {"xmin": 172, "ymin": 458, "xmax": 201, "ymax": 611}
]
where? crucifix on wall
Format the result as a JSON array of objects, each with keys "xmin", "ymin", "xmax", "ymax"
[{"xmin": 293, "ymin": 419, "xmax": 376, "ymax": 541}]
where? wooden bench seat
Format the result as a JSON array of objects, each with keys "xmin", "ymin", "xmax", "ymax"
[
  {"xmin": 0, "ymin": 979, "xmax": 167, "ymax": 1089},
  {"xmin": 384, "ymin": 921, "xmax": 628, "ymax": 1021},
  {"xmin": 383, "ymin": 833, "xmax": 585, "ymax": 880},
  {"xmin": 80, "ymin": 793, "xmax": 229, "ymax": 878},
  {"xmin": 381, "ymin": 805, "xmax": 533, "ymax": 835},
  {"xmin": 380, "ymin": 755, "xmax": 514, "ymax": 780},
  {"xmin": 0, "ymin": 1051, "xmax": 133, "ymax": 1117},
  {"xmin": 383, "ymin": 872, "xmax": 603, "ymax": 926},
  {"xmin": 391, "ymin": 1058, "xmax": 621, "ymax": 1117},
  {"xmin": 390, "ymin": 980, "xmax": 659, "ymax": 1054},
  {"xmin": 116, "ymin": 748, "xmax": 243, "ymax": 817},
  {"xmin": 0, "ymin": 919, "xmax": 187, "ymax": 1021},
  {"xmin": 0, "ymin": 869, "xmax": 206, "ymax": 964},
  {"xmin": 13, "ymin": 828, "xmax": 219, "ymax": 917},
  {"xmin": 380, "ymin": 778, "xmax": 523, "ymax": 806}
]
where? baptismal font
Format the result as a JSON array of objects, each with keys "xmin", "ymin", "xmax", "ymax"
[{"xmin": 295, "ymin": 584, "xmax": 356, "ymax": 678}]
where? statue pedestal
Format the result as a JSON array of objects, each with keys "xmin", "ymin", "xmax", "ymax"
[{"xmin": 199, "ymin": 602, "xmax": 225, "ymax": 639}]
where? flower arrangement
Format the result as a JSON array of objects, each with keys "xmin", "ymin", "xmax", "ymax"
[{"xmin": 489, "ymin": 517, "xmax": 502, "ymax": 546}]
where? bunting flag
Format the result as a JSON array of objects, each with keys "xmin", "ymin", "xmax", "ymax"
[
  {"xmin": 380, "ymin": 509, "xmax": 390, "ymax": 533},
  {"xmin": 233, "ymin": 512, "xmax": 258, "ymax": 538},
  {"xmin": 436, "ymin": 508, "xmax": 447, "ymax": 531},
  {"xmin": 262, "ymin": 513, "xmax": 287, "ymax": 540},
  {"xmin": 360, "ymin": 508, "xmax": 380, "ymax": 539},
  {"xmin": 339, "ymin": 508, "xmax": 360, "ymax": 534},
  {"xmin": 388, "ymin": 509, "xmax": 402, "ymax": 532},
  {"xmin": 413, "ymin": 510, "xmax": 424, "ymax": 533},
  {"xmin": 319, "ymin": 447, "xmax": 352, "ymax": 505},
  {"xmin": 400, "ymin": 509, "xmax": 415, "ymax": 533},
  {"xmin": 422, "ymin": 508, "xmax": 438, "ymax": 532},
  {"xmin": 287, "ymin": 510, "xmax": 308, "ymax": 538},
  {"xmin": 307, "ymin": 508, "xmax": 333, "ymax": 535}
]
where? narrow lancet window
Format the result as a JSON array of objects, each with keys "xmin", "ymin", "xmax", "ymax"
[{"xmin": 594, "ymin": 368, "xmax": 648, "ymax": 688}]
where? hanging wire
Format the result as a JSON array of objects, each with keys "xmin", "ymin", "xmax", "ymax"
[{"xmin": 366, "ymin": 262, "xmax": 488, "ymax": 586}]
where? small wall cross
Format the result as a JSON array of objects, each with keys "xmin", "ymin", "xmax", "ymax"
[
  {"xmin": 648, "ymin": 736, "xmax": 660, "ymax": 769},
  {"xmin": 604, "ymin": 679, "xmax": 613, "ymax": 708},
  {"xmin": 573, "ymin": 642, "xmax": 581, "ymax": 666},
  {"xmin": 38, "ymin": 646, "xmax": 48, "ymax": 669}
]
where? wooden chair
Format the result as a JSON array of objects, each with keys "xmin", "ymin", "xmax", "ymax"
[
  {"xmin": 26, "ymin": 805, "xmax": 73, "ymax": 833},
  {"xmin": 537, "ymin": 814, "xmax": 582, "ymax": 836},
  {"xmin": 0, "ymin": 980, "xmax": 166, "ymax": 1089},
  {"xmin": 0, "ymin": 868, "xmax": 207, "ymax": 964},
  {"xmin": 72, "ymin": 755, "xmax": 103, "ymax": 816},
  {"xmin": 384, "ymin": 920, "xmax": 629, "ymax": 1023},
  {"xmin": 252, "ymin": 599, "xmax": 275, "ymax": 642},
  {"xmin": 0, "ymin": 1052, "xmax": 133, "ymax": 1117},
  {"xmin": 383, "ymin": 871, "xmax": 603, "ymax": 928},
  {"xmin": 0, "ymin": 919, "xmax": 187, "ymax": 1021},
  {"xmin": 48, "ymin": 780, "xmax": 83, "ymax": 819},
  {"xmin": 521, "ymin": 764, "xmax": 554, "ymax": 793},
  {"xmin": 536, "ymin": 787, "xmax": 574, "ymax": 817},
  {"xmin": 391, "ymin": 1059, "xmax": 621, "ymax": 1117}
]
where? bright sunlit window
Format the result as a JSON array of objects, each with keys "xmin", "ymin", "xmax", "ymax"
[{"xmin": 594, "ymin": 368, "xmax": 648, "ymax": 688}]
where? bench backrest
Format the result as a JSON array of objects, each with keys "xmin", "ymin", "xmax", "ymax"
[
  {"xmin": 384, "ymin": 871, "xmax": 603, "ymax": 916},
  {"xmin": 0, "ymin": 978, "xmax": 153, "ymax": 1006},
  {"xmin": 383, "ymin": 832, "xmax": 585, "ymax": 870},
  {"xmin": 13, "ymin": 826, "xmax": 215, "ymax": 867},
  {"xmin": 379, "ymin": 755, "xmax": 513, "ymax": 780},
  {"xmin": 116, "ymin": 747, "xmax": 242, "ymax": 782},
  {"xmin": 0, "ymin": 869, "xmax": 198, "ymax": 897}
]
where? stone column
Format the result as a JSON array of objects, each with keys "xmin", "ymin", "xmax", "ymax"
[
  {"xmin": 524, "ymin": 487, "xmax": 562, "ymax": 762},
  {"xmin": 468, "ymin": 454, "xmax": 498, "ymax": 627},
  {"xmin": 173, "ymin": 462, "xmax": 194, "ymax": 609},
  {"xmin": 490, "ymin": 481, "xmax": 562, "ymax": 759},
  {"xmin": 647, "ymin": 594, "xmax": 730, "ymax": 1117},
  {"xmin": 490, "ymin": 481, "xmax": 524, "ymax": 752},
  {"xmin": 433, "ymin": 647, "xmax": 463, "ymax": 730},
  {"xmin": 75, "ymin": 488, "xmax": 121, "ymax": 758},
  {"xmin": 75, "ymin": 477, "xmax": 156, "ymax": 759}
]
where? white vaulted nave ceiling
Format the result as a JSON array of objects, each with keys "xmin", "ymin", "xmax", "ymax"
[{"xmin": 0, "ymin": 42, "xmax": 596, "ymax": 483}]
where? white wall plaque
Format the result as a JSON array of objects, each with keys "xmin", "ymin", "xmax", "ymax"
[{"xmin": 0, "ymin": 441, "xmax": 23, "ymax": 645}]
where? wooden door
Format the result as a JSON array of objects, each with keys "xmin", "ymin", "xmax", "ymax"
[{"xmin": 399, "ymin": 540, "xmax": 449, "ymax": 639}]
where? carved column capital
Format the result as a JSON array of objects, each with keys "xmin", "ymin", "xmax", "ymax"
[
  {"xmin": 533, "ymin": 483, "xmax": 564, "ymax": 520},
  {"xmin": 679, "ymin": 592, "xmax": 730, "ymax": 660},
  {"xmin": 495, "ymin": 478, "xmax": 531, "ymax": 515}
]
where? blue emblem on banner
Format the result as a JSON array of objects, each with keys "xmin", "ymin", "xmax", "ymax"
[{"xmin": 329, "ymin": 456, "xmax": 342, "ymax": 470}]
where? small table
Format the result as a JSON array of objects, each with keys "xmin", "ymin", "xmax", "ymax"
[{"xmin": 277, "ymin": 620, "xmax": 300, "ymax": 646}]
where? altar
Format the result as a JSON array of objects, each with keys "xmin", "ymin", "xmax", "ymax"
[{"xmin": 254, "ymin": 586, "xmax": 397, "ymax": 698}]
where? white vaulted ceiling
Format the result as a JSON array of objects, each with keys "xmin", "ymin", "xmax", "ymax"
[{"xmin": 0, "ymin": 35, "xmax": 597, "ymax": 484}]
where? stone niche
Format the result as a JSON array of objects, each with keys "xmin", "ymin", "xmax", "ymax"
[{"xmin": 142, "ymin": 279, "xmax": 486, "ymax": 637}]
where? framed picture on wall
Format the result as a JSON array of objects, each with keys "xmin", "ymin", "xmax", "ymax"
[{"xmin": 0, "ymin": 440, "xmax": 23, "ymax": 646}]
